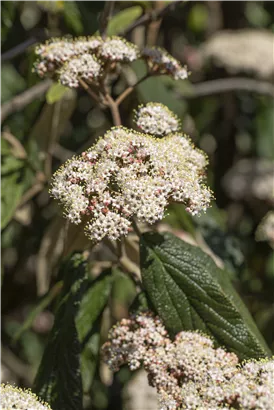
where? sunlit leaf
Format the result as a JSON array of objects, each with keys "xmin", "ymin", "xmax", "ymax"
[
  {"xmin": 107, "ymin": 6, "xmax": 143, "ymax": 36},
  {"xmin": 140, "ymin": 231, "xmax": 271, "ymax": 359},
  {"xmin": 46, "ymin": 82, "xmax": 69, "ymax": 105}
]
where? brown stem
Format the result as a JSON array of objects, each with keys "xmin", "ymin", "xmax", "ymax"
[
  {"xmin": 178, "ymin": 78, "xmax": 274, "ymax": 99},
  {"xmin": 120, "ymin": 1, "xmax": 183, "ymax": 36},
  {"xmin": 104, "ymin": 93, "xmax": 122, "ymax": 126},
  {"xmin": 78, "ymin": 78, "xmax": 101, "ymax": 104},
  {"xmin": 1, "ymin": 79, "xmax": 52, "ymax": 123},
  {"xmin": 115, "ymin": 73, "xmax": 150, "ymax": 107},
  {"xmin": 1, "ymin": 30, "xmax": 48, "ymax": 62},
  {"xmin": 99, "ymin": 1, "xmax": 115, "ymax": 40}
]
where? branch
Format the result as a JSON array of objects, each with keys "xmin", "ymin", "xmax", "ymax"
[
  {"xmin": 1, "ymin": 30, "xmax": 48, "ymax": 62},
  {"xmin": 99, "ymin": 1, "xmax": 115, "ymax": 40},
  {"xmin": 1, "ymin": 79, "xmax": 52, "ymax": 123},
  {"xmin": 116, "ymin": 73, "xmax": 150, "ymax": 106},
  {"xmin": 105, "ymin": 93, "xmax": 122, "ymax": 126},
  {"xmin": 78, "ymin": 78, "xmax": 101, "ymax": 103},
  {"xmin": 120, "ymin": 1, "xmax": 183, "ymax": 36},
  {"xmin": 181, "ymin": 78, "xmax": 274, "ymax": 99}
]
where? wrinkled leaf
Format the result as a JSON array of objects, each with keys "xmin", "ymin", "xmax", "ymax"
[
  {"xmin": 46, "ymin": 83, "xmax": 69, "ymax": 105},
  {"xmin": 34, "ymin": 253, "xmax": 89, "ymax": 410},
  {"xmin": 107, "ymin": 6, "xmax": 143, "ymax": 36},
  {"xmin": 140, "ymin": 231, "xmax": 270, "ymax": 359}
]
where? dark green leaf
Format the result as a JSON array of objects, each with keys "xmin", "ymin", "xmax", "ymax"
[
  {"xmin": 130, "ymin": 291, "xmax": 150, "ymax": 313},
  {"xmin": 76, "ymin": 269, "xmax": 113, "ymax": 392},
  {"xmin": 140, "ymin": 231, "xmax": 271, "ymax": 359},
  {"xmin": 34, "ymin": 253, "xmax": 89, "ymax": 410}
]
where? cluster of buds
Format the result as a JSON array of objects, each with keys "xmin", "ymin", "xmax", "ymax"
[
  {"xmin": 51, "ymin": 106, "xmax": 212, "ymax": 242},
  {"xmin": 34, "ymin": 36, "xmax": 189, "ymax": 88},
  {"xmin": 142, "ymin": 47, "xmax": 189, "ymax": 80},
  {"xmin": 1, "ymin": 384, "xmax": 51, "ymax": 410},
  {"xmin": 102, "ymin": 312, "xmax": 274, "ymax": 410}
]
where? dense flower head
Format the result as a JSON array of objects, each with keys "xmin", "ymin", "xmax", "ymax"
[
  {"xmin": 58, "ymin": 53, "xmax": 101, "ymax": 87},
  {"xmin": 102, "ymin": 312, "xmax": 274, "ymax": 410},
  {"xmin": 134, "ymin": 103, "xmax": 181, "ymax": 136},
  {"xmin": 51, "ymin": 126, "xmax": 211, "ymax": 242},
  {"xmin": 34, "ymin": 36, "xmax": 102, "ymax": 78},
  {"xmin": 1, "ymin": 383, "xmax": 52, "ymax": 410},
  {"xmin": 34, "ymin": 35, "xmax": 139, "ymax": 81},
  {"xmin": 100, "ymin": 36, "xmax": 139, "ymax": 62},
  {"xmin": 142, "ymin": 47, "xmax": 189, "ymax": 80}
]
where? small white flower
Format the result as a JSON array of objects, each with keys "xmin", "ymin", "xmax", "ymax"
[
  {"xmin": 58, "ymin": 53, "xmax": 101, "ymax": 87},
  {"xmin": 102, "ymin": 313, "xmax": 274, "ymax": 410},
  {"xmin": 100, "ymin": 36, "xmax": 139, "ymax": 62},
  {"xmin": 134, "ymin": 103, "xmax": 180, "ymax": 136},
  {"xmin": 51, "ymin": 125, "xmax": 212, "ymax": 242},
  {"xmin": 1, "ymin": 384, "xmax": 52, "ymax": 410}
]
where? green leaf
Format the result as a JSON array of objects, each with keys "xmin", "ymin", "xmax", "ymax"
[
  {"xmin": 46, "ymin": 83, "xmax": 69, "ymax": 105},
  {"xmin": 34, "ymin": 253, "xmax": 89, "ymax": 410},
  {"xmin": 140, "ymin": 231, "xmax": 271, "ymax": 360},
  {"xmin": 245, "ymin": 2, "xmax": 271, "ymax": 28},
  {"xmin": 63, "ymin": 1, "xmax": 83, "ymax": 34},
  {"xmin": 0, "ymin": 139, "xmax": 25, "ymax": 229},
  {"xmin": 107, "ymin": 6, "xmax": 143, "ymax": 36},
  {"xmin": 76, "ymin": 269, "xmax": 113, "ymax": 392},
  {"xmin": 188, "ymin": 3, "xmax": 209, "ymax": 32}
]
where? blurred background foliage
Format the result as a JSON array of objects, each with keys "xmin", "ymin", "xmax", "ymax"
[{"xmin": 1, "ymin": 1, "xmax": 274, "ymax": 409}]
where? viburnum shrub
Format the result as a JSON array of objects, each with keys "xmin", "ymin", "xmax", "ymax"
[{"xmin": 19, "ymin": 23, "xmax": 272, "ymax": 410}]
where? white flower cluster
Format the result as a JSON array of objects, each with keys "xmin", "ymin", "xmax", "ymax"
[
  {"xmin": 134, "ymin": 103, "xmax": 180, "ymax": 136},
  {"xmin": 100, "ymin": 36, "xmax": 139, "ymax": 62},
  {"xmin": 59, "ymin": 53, "xmax": 101, "ymax": 88},
  {"xmin": 256, "ymin": 211, "xmax": 274, "ymax": 248},
  {"xmin": 34, "ymin": 36, "xmax": 102, "ymax": 78},
  {"xmin": 1, "ymin": 383, "xmax": 52, "ymax": 410},
  {"xmin": 142, "ymin": 47, "xmax": 189, "ymax": 80},
  {"xmin": 34, "ymin": 36, "xmax": 139, "ymax": 86},
  {"xmin": 51, "ymin": 123, "xmax": 211, "ymax": 242},
  {"xmin": 34, "ymin": 36, "xmax": 190, "ymax": 88},
  {"xmin": 102, "ymin": 313, "xmax": 274, "ymax": 410}
]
